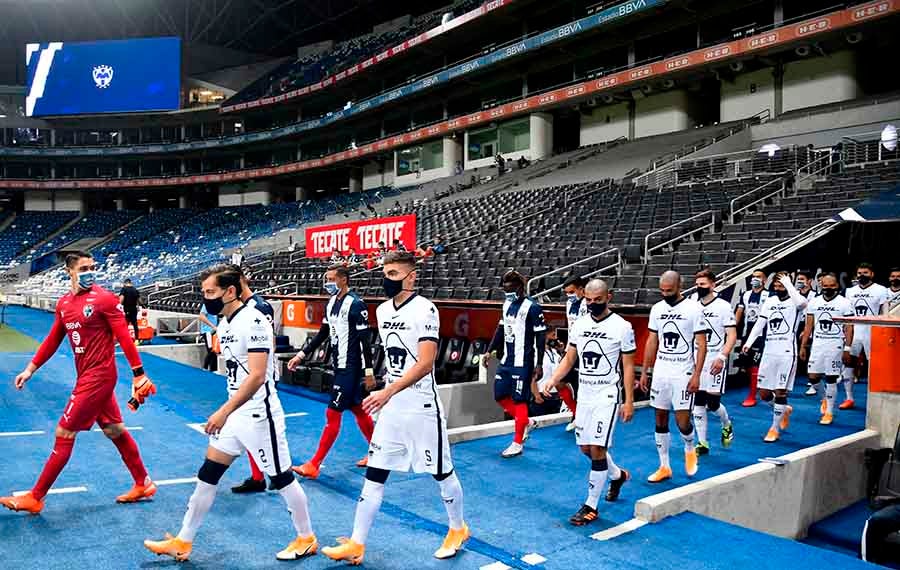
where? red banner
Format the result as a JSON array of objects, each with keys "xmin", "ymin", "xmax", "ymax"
[{"xmin": 304, "ymin": 214, "xmax": 417, "ymax": 258}]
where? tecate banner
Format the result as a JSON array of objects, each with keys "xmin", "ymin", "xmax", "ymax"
[{"xmin": 305, "ymin": 214, "xmax": 417, "ymax": 258}]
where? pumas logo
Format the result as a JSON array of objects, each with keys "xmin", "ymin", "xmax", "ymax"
[
  {"xmin": 661, "ymin": 321, "xmax": 688, "ymax": 354},
  {"xmin": 817, "ymin": 311, "xmax": 839, "ymax": 337},
  {"xmin": 854, "ymin": 302, "xmax": 869, "ymax": 316},
  {"xmin": 581, "ymin": 340, "xmax": 613, "ymax": 376},
  {"xmin": 768, "ymin": 311, "xmax": 790, "ymax": 334},
  {"xmin": 82, "ymin": 305, "xmax": 94, "ymax": 318},
  {"xmin": 386, "ymin": 346, "xmax": 407, "ymax": 375},
  {"xmin": 92, "ymin": 65, "xmax": 114, "ymax": 88}
]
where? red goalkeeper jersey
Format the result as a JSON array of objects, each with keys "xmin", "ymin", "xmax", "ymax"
[{"xmin": 32, "ymin": 285, "xmax": 143, "ymax": 385}]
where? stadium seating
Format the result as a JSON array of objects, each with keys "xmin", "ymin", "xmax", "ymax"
[
  {"xmin": 11, "ymin": 210, "xmax": 141, "ymax": 267},
  {"xmin": 0, "ymin": 211, "xmax": 80, "ymax": 268}
]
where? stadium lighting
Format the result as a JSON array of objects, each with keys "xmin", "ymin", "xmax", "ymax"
[
  {"xmin": 758, "ymin": 143, "xmax": 780, "ymax": 157},
  {"xmin": 881, "ymin": 124, "xmax": 897, "ymax": 151}
]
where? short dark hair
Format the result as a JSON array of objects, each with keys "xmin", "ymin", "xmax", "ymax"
[
  {"xmin": 501, "ymin": 270, "xmax": 526, "ymax": 288},
  {"xmin": 563, "ymin": 275, "xmax": 587, "ymax": 289},
  {"xmin": 65, "ymin": 250, "xmax": 93, "ymax": 268},
  {"xmin": 383, "ymin": 251, "xmax": 416, "ymax": 268},
  {"xmin": 858, "ymin": 262, "xmax": 874, "ymax": 271},
  {"xmin": 889, "ymin": 267, "xmax": 900, "ymax": 274},
  {"xmin": 821, "ymin": 272, "xmax": 840, "ymax": 283},
  {"xmin": 224, "ymin": 263, "xmax": 246, "ymax": 278},
  {"xmin": 327, "ymin": 265, "xmax": 351, "ymax": 282},
  {"xmin": 124, "ymin": 278, "xmax": 132, "ymax": 284},
  {"xmin": 796, "ymin": 269, "xmax": 814, "ymax": 280},
  {"xmin": 200, "ymin": 263, "xmax": 244, "ymax": 296},
  {"xmin": 752, "ymin": 268, "xmax": 766, "ymax": 276},
  {"xmin": 695, "ymin": 269, "xmax": 717, "ymax": 282}
]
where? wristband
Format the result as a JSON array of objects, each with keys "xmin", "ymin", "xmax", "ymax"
[
  {"xmin": 132, "ymin": 366, "xmax": 145, "ymax": 377},
  {"xmin": 715, "ymin": 353, "xmax": 727, "ymax": 362},
  {"xmin": 365, "ymin": 368, "xmax": 374, "ymax": 376},
  {"xmin": 843, "ymin": 345, "xmax": 852, "ymax": 352}
]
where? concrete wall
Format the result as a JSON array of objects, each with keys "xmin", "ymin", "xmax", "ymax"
[
  {"xmin": 867, "ymin": 392, "xmax": 900, "ymax": 448},
  {"xmin": 394, "ymin": 137, "xmax": 460, "ymax": 188},
  {"xmin": 529, "ymin": 112, "xmax": 554, "ymax": 160},
  {"xmin": 721, "ymin": 67, "xmax": 777, "ymax": 123},
  {"xmin": 635, "ymin": 430, "xmax": 880, "ymax": 539},
  {"xmin": 751, "ymin": 97, "xmax": 900, "ymax": 147},
  {"xmin": 580, "ymin": 102, "xmax": 630, "ymax": 146},
  {"xmin": 24, "ymin": 190, "xmax": 84, "ymax": 212},
  {"xmin": 362, "ymin": 159, "xmax": 395, "ymax": 190},
  {"xmin": 783, "ymin": 51, "xmax": 859, "ymax": 114},
  {"xmin": 686, "ymin": 126, "xmax": 753, "ymax": 159},
  {"xmin": 634, "ymin": 90, "xmax": 692, "ymax": 139},
  {"xmin": 139, "ymin": 343, "xmax": 209, "ymax": 370},
  {"xmin": 218, "ymin": 183, "xmax": 273, "ymax": 206}
]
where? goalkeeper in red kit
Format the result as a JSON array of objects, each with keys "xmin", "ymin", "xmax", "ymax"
[{"xmin": 0, "ymin": 251, "xmax": 158, "ymax": 514}]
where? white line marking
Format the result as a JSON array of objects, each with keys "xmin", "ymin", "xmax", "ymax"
[
  {"xmin": 0, "ymin": 431, "xmax": 45, "ymax": 437},
  {"xmin": 283, "ymin": 412, "xmax": 308, "ymax": 418},
  {"xmin": 590, "ymin": 518, "xmax": 648, "ymax": 541},
  {"xmin": 187, "ymin": 412, "xmax": 306, "ymax": 434},
  {"xmin": 155, "ymin": 477, "xmax": 199, "ymax": 486},
  {"xmin": 91, "ymin": 426, "xmax": 143, "ymax": 432},
  {"xmin": 479, "ymin": 563, "xmax": 511, "ymax": 570},
  {"xmin": 521, "ymin": 553, "xmax": 547, "ymax": 565},
  {"xmin": 14, "ymin": 486, "xmax": 87, "ymax": 497}
]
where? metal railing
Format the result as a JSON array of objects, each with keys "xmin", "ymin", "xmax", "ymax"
[
  {"xmin": 526, "ymin": 247, "xmax": 621, "ymax": 296},
  {"xmin": 643, "ymin": 210, "xmax": 716, "ymax": 263},
  {"xmin": 147, "ymin": 282, "xmax": 193, "ymax": 304},
  {"xmin": 842, "ymin": 131, "xmax": 900, "ymax": 166},
  {"xmin": 729, "ymin": 175, "xmax": 787, "ymax": 223}
]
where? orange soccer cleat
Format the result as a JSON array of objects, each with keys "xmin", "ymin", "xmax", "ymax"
[
  {"xmin": 779, "ymin": 405, "xmax": 793, "ymax": 431},
  {"xmin": 276, "ymin": 534, "xmax": 318, "ymax": 560},
  {"xmin": 820, "ymin": 399, "xmax": 827, "ymax": 415},
  {"xmin": 116, "ymin": 480, "xmax": 158, "ymax": 503},
  {"xmin": 647, "ymin": 466, "xmax": 673, "ymax": 483},
  {"xmin": 322, "ymin": 537, "xmax": 365, "ymax": 565},
  {"xmin": 356, "ymin": 456, "xmax": 368, "ymax": 468},
  {"xmin": 434, "ymin": 522, "xmax": 470, "ymax": 559},
  {"xmin": 292, "ymin": 462, "xmax": 320, "ymax": 479},
  {"xmin": 819, "ymin": 413, "xmax": 834, "ymax": 426},
  {"xmin": 763, "ymin": 428, "xmax": 780, "ymax": 443},
  {"xmin": 685, "ymin": 450, "xmax": 699, "ymax": 477},
  {"xmin": 144, "ymin": 533, "xmax": 192, "ymax": 561},
  {"xmin": 838, "ymin": 399, "xmax": 855, "ymax": 410},
  {"xmin": 0, "ymin": 492, "xmax": 44, "ymax": 514}
]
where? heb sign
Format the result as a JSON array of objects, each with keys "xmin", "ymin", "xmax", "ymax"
[{"xmin": 304, "ymin": 214, "xmax": 416, "ymax": 258}]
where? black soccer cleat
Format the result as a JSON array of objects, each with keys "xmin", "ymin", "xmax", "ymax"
[
  {"xmin": 606, "ymin": 469, "xmax": 630, "ymax": 502},
  {"xmin": 569, "ymin": 504, "xmax": 599, "ymax": 526},
  {"xmin": 231, "ymin": 477, "xmax": 266, "ymax": 494}
]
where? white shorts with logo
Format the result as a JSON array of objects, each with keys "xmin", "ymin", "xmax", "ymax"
[
  {"xmin": 367, "ymin": 409, "xmax": 453, "ymax": 475},
  {"xmin": 650, "ymin": 375, "xmax": 694, "ymax": 411},
  {"xmin": 808, "ymin": 343, "xmax": 844, "ymax": 377},
  {"xmin": 700, "ymin": 355, "xmax": 727, "ymax": 394},
  {"xmin": 574, "ymin": 393, "xmax": 619, "ymax": 448},
  {"xmin": 757, "ymin": 354, "xmax": 797, "ymax": 392},
  {"xmin": 850, "ymin": 326, "xmax": 871, "ymax": 359},
  {"xmin": 209, "ymin": 411, "xmax": 291, "ymax": 476}
]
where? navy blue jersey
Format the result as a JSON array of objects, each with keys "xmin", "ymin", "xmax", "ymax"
[
  {"xmin": 324, "ymin": 292, "xmax": 370, "ymax": 370},
  {"xmin": 247, "ymin": 293, "xmax": 275, "ymax": 328},
  {"xmin": 500, "ymin": 296, "xmax": 546, "ymax": 368}
]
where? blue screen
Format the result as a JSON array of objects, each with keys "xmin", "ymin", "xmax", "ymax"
[{"xmin": 25, "ymin": 37, "xmax": 181, "ymax": 117}]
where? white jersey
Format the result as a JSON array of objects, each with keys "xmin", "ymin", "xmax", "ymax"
[
  {"xmin": 737, "ymin": 289, "xmax": 770, "ymax": 337},
  {"xmin": 566, "ymin": 296, "xmax": 587, "ymax": 329},
  {"xmin": 889, "ymin": 288, "xmax": 900, "ymax": 312},
  {"xmin": 569, "ymin": 312, "xmax": 636, "ymax": 405},
  {"xmin": 217, "ymin": 304, "xmax": 282, "ymax": 418},
  {"xmin": 757, "ymin": 295, "xmax": 803, "ymax": 356},
  {"xmin": 806, "ymin": 294, "xmax": 854, "ymax": 350},
  {"xmin": 693, "ymin": 295, "xmax": 736, "ymax": 354},
  {"xmin": 376, "ymin": 294, "xmax": 441, "ymax": 415},
  {"xmin": 648, "ymin": 298, "xmax": 707, "ymax": 379},
  {"xmin": 846, "ymin": 283, "xmax": 889, "ymax": 320}
]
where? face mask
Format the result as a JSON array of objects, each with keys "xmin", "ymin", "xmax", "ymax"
[
  {"xmin": 566, "ymin": 293, "xmax": 578, "ymax": 302},
  {"xmin": 587, "ymin": 302, "xmax": 607, "ymax": 317},
  {"xmin": 663, "ymin": 293, "xmax": 679, "ymax": 306},
  {"xmin": 695, "ymin": 286, "xmax": 711, "ymax": 298},
  {"xmin": 822, "ymin": 288, "xmax": 839, "ymax": 300},
  {"xmin": 203, "ymin": 295, "xmax": 226, "ymax": 316},
  {"xmin": 857, "ymin": 275, "xmax": 872, "ymax": 286},
  {"xmin": 504, "ymin": 292, "xmax": 519, "ymax": 303},
  {"xmin": 891, "ymin": 279, "xmax": 900, "ymax": 289},
  {"xmin": 77, "ymin": 271, "xmax": 96, "ymax": 290},
  {"xmin": 323, "ymin": 282, "xmax": 339, "ymax": 296},
  {"xmin": 775, "ymin": 290, "xmax": 789, "ymax": 301},
  {"xmin": 797, "ymin": 281, "xmax": 808, "ymax": 290},
  {"xmin": 382, "ymin": 276, "xmax": 405, "ymax": 298},
  {"xmin": 750, "ymin": 278, "xmax": 763, "ymax": 289}
]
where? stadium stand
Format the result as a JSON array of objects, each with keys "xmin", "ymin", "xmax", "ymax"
[{"xmin": 0, "ymin": 211, "xmax": 80, "ymax": 268}]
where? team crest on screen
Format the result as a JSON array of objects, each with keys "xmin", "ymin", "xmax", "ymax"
[{"xmin": 92, "ymin": 65, "xmax": 114, "ymax": 88}]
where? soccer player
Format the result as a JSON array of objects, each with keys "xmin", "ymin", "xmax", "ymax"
[
  {"xmin": 0, "ymin": 251, "xmax": 157, "ymax": 514},
  {"xmin": 541, "ymin": 279, "xmax": 635, "ymax": 525},
  {"xmin": 842, "ymin": 262, "xmax": 890, "ymax": 408},
  {"xmin": 482, "ymin": 270, "xmax": 546, "ymax": 458},
  {"xmin": 289, "ymin": 265, "xmax": 376, "ymax": 478},
  {"xmin": 799, "ymin": 273, "xmax": 854, "ymax": 425},
  {"xmin": 735, "ymin": 269, "xmax": 769, "ymax": 407},
  {"xmin": 145, "ymin": 264, "xmax": 316, "ymax": 562},
  {"xmin": 888, "ymin": 267, "xmax": 900, "ymax": 312},
  {"xmin": 119, "ymin": 277, "xmax": 141, "ymax": 341},
  {"xmin": 742, "ymin": 272, "xmax": 808, "ymax": 443},
  {"xmin": 322, "ymin": 251, "xmax": 468, "ymax": 564},
  {"xmin": 559, "ymin": 275, "xmax": 588, "ymax": 430},
  {"xmin": 691, "ymin": 270, "xmax": 737, "ymax": 456},
  {"xmin": 639, "ymin": 271, "xmax": 707, "ymax": 482}
]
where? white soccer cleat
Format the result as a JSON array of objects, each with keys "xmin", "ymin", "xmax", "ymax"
[
  {"xmin": 501, "ymin": 442, "xmax": 523, "ymax": 458},
  {"xmin": 804, "ymin": 385, "xmax": 817, "ymax": 396},
  {"xmin": 523, "ymin": 419, "xmax": 538, "ymax": 441}
]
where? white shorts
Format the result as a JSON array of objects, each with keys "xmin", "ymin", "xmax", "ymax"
[
  {"xmin": 209, "ymin": 412, "xmax": 291, "ymax": 476},
  {"xmin": 367, "ymin": 409, "xmax": 453, "ymax": 475},
  {"xmin": 850, "ymin": 327, "xmax": 871, "ymax": 359},
  {"xmin": 700, "ymin": 355, "xmax": 726, "ymax": 394},
  {"xmin": 757, "ymin": 354, "xmax": 797, "ymax": 392},
  {"xmin": 808, "ymin": 344, "xmax": 843, "ymax": 377},
  {"xmin": 650, "ymin": 375, "xmax": 694, "ymax": 411},
  {"xmin": 574, "ymin": 397, "xmax": 619, "ymax": 448}
]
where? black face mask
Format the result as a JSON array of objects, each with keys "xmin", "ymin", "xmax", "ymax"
[
  {"xmin": 203, "ymin": 294, "xmax": 235, "ymax": 316},
  {"xmin": 587, "ymin": 302, "xmax": 607, "ymax": 317},
  {"xmin": 822, "ymin": 288, "xmax": 839, "ymax": 300},
  {"xmin": 857, "ymin": 275, "xmax": 872, "ymax": 286},
  {"xmin": 663, "ymin": 293, "xmax": 679, "ymax": 306},
  {"xmin": 891, "ymin": 279, "xmax": 900, "ymax": 289},
  {"xmin": 695, "ymin": 286, "xmax": 711, "ymax": 298},
  {"xmin": 383, "ymin": 276, "xmax": 405, "ymax": 298},
  {"xmin": 775, "ymin": 290, "xmax": 789, "ymax": 301}
]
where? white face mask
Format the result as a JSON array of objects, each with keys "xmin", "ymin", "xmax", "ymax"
[
  {"xmin": 566, "ymin": 293, "xmax": 578, "ymax": 302},
  {"xmin": 323, "ymin": 282, "xmax": 339, "ymax": 296}
]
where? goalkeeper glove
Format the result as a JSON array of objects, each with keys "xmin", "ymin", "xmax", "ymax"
[{"xmin": 127, "ymin": 367, "xmax": 157, "ymax": 411}]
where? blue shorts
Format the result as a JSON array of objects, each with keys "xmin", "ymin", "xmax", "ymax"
[
  {"xmin": 329, "ymin": 369, "xmax": 364, "ymax": 411},
  {"xmin": 494, "ymin": 365, "xmax": 532, "ymax": 403}
]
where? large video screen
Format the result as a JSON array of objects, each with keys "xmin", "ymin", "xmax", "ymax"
[{"xmin": 25, "ymin": 37, "xmax": 181, "ymax": 117}]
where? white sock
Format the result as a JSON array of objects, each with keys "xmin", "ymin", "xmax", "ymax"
[
  {"xmin": 813, "ymin": 381, "xmax": 824, "ymax": 398},
  {"xmin": 655, "ymin": 432, "xmax": 671, "ymax": 469},
  {"xmin": 279, "ymin": 480, "xmax": 313, "ymax": 536},
  {"xmin": 437, "ymin": 472, "xmax": 465, "ymax": 530},
  {"xmin": 825, "ymin": 382, "xmax": 837, "ymax": 414},
  {"xmin": 714, "ymin": 404, "xmax": 730, "ymax": 427},
  {"xmin": 350, "ymin": 479, "xmax": 384, "ymax": 545},
  {"xmin": 606, "ymin": 453, "xmax": 622, "ymax": 480},
  {"xmin": 843, "ymin": 378, "xmax": 854, "ymax": 401},
  {"xmin": 772, "ymin": 403, "xmax": 785, "ymax": 431},
  {"xmin": 178, "ymin": 481, "xmax": 217, "ymax": 542},
  {"xmin": 586, "ymin": 464, "xmax": 608, "ymax": 510},
  {"xmin": 692, "ymin": 407, "xmax": 708, "ymax": 445},
  {"xmin": 680, "ymin": 428, "xmax": 695, "ymax": 453}
]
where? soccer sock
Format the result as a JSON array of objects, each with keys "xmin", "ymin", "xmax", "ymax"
[
  {"xmin": 247, "ymin": 452, "xmax": 264, "ymax": 482},
  {"xmin": 437, "ymin": 472, "xmax": 465, "ymax": 530},
  {"xmin": 311, "ymin": 408, "xmax": 342, "ymax": 466},
  {"xmin": 680, "ymin": 426, "xmax": 695, "ymax": 453},
  {"xmin": 32, "ymin": 436, "xmax": 75, "ymax": 501},
  {"xmin": 772, "ymin": 403, "xmax": 785, "ymax": 431},
  {"xmin": 747, "ymin": 367, "xmax": 759, "ymax": 399},
  {"xmin": 350, "ymin": 479, "xmax": 384, "ymax": 545},
  {"xmin": 761, "ymin": 391, "xmax": 774, "ymax": 407},
  {"xmin": 606, "ymin": 453, "xmax": 622, "ymax": 480},
  {"xmin": 825, "ymin": 382, "xmax": 837, "ymax": 414},
  {"xmin": 715, "ymin": 403, "xmax": 731, "ymax": 427},
  {"xmin": 843, "ymin": 378, "xmax": 855, "ymax": 401},
  {"xmin": 558, "ymin": 384, "xmax": 577, "ymax": 416},
  {"xmin": 586, "ymin": 458, "xmax": 608, "ymax": 510},
  {"xmin": 497, "ymin": 397, "xmax": 515, "ymax": 416},
  {"xmin": 513, "ymin": 402, "xmax": 529, "ymax": 445},
  {"xmin": 110, "ymin": 430, "xmax": 149, "ymax": 485},
  {"xmin": 692, "ymin": 407, "xmax": 708, "ymax": 445},
  {"xmin": 279, "ymin": 480, "xmax": 313, "ymax": 536},
  {"xmin": 350, "ymin": 405, "xmax": 375, "ymax": 442},
  {"xmin": 655, "ymin": 429, "xmax": 671, "ymax": 469},
  {"xmin": 811, "ymin": 380, "xmax": 823, "ymax": 399},
  {"xmin": 178, "ymin": 481, "xmax": 217, "ymax": 542}
]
